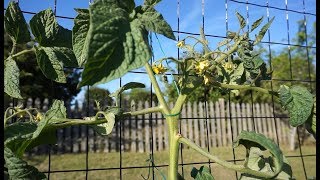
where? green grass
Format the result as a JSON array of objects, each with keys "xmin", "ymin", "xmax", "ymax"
[{"xmin": 24, "ymin": 144, "xmax": 316, "ymax": 180}]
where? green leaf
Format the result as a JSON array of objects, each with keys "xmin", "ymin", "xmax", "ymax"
[
  {"xmin": 30, "ymin": 8, "xmax": 72, "ymax": 48},
  {"xmin": 72, "ymin": 8, "xmax": 90, "ymax": 67},
  {"xmin": 144, "ymin": 0, "xmax": 161, "ymax": 6},
  {"xmin": 191, "ymin": 166, "xmax": 214, "ymax": 180},
  {"xmin": 4, "ymin": 122, "xmax": 37, "ymax": 157},
  {"xmin": 233, "ymin": 131, "xmax": 284, "ymax": 177},
  {"xmin": 305, "ymin": 98, "xmax": 316, "ymax": 139},
  {"xmin": 253, "ymin": 17, "xmax": 274, "ymax": 45},
  {"xmin": 4, "ymin": 147, "xmax": 47, "ymax": 180},
  {"xmin": 5, "ymin": 100, "xmax": 66, "ymax": 157},
  {"xmin": 240, "ymin": 147, "xmax": 292, "ymax": 180},
  {"xmin": 239, "ymin": 147, "xmax": 292, "ymax": 180},
  {"xmin": 4, "ymin": 57, "xmax": 23, "ymax": 99},
  {"xmin": 79, "ymin": 0, "xmax": 151, "ymax": 87},
  {"xmin": 90, "ymin": 112, "xmax": 115, "ymax": 136},
  {"xmin": 45, "ymin": 99, "xmax": 67, "ymax": 119},
  {"xmin": 4, "ymin": 1, "xmax": 31, "ymax": 43},
  {"xmin": 35, "ymin": 47, "xmax": 66, "ymax": 83},
  {"xmin": 278, "ymin": 85, "xmax": 314, "ymax": 127},
  {"xmin": 138, "ymin": 8, "xmax": 175, "ymax": 40},
  {"xmin": 250, "ymin": 16, "xmax": 263, "ymax": 32},
  {"xmin": 110, "ymin": 82, "xmax": 145, "ymax": 98},
  {"xmin": 236, "ymin": 12, "xmax": 246, "ymax": 29},
  {"xmin": 230, "ymin": 63, "xmax": 244, "ymax": 83},
  {"xmin": 178, "ymin": 172, "xmax": 185, "ymax": 180}
]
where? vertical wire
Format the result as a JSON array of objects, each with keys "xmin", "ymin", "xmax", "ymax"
[
  {"xmin": 47, "ymin": 0, "xmax": 58, "ymax": 178},
  {"xmin": 296, "ymin": 1, "xmax": 311, "ymax": 178},
  {"xmin": 265, "ymin": 0, "xmax": 280, "ymax": 146},
  {"xmin": 201, "ymin": 0, "xmax": 212, "ymax": 173},
  {"xmin": 176, "ymin": 0, "xmax": 185, "ymax": 177},
  {"xmin": 302, "ymin": 0, "xmax": 313, "ymax": 92},
  {"xmin": 119, "ymin": 77, "xmax": 123, "ymax": 180},
  {"xmin": 148, "ymin": 33, "xmax": 156, "ymax": 180},
  {"xmin": 225, "ymin": 1, "xmax": 238, "ymax": 179},
  {"xmin": 85, "ymin": 85, "xmax": 90, "ymax": 179},
  {"xmin": 84, "ymin": 0, "xmax": 92, "ymax": 178},
  {"xmin": 284, "ymin": 0, "xmax": 308, "ymax": 179}
]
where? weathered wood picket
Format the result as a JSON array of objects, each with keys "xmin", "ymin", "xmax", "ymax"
[{"xmin": 8, "ymin": 98, "xmax": 309, "ymax": 155}]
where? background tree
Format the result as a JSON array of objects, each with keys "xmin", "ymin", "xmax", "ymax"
[
  {"xmin": 4, "ymin": 30, "xmax": 81, "ymax": 106},
  {"xmin": 84, "ymin": 87, "xmax": 113, "ymax": 106},
  {"xmin": 123, "ymin": 88, "xmax": 158, "ymax": 103}
]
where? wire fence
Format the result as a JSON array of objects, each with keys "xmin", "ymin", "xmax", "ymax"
[{"xmin": 4, "ymin": 0, "xmax": 316, "ymax": 179}]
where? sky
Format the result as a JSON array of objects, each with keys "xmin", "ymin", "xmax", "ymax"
[{"xmin": 4, "ymin": 0, "xmax": 316, "ymax": 105}]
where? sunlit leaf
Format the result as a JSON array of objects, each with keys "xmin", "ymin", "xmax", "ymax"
[
  {"xmin": 278, "ymin": 85, "xmax": 313, "ymax": 126},
  {"xmin": 72, "ymin": 8, "xmax": 90, "ymax": 67},
  {"xmin": 4, "ymin": 1, "xmax": 31, "ymax": 43},
  {"xmin": 4, "ymin": 57, "xmax": 23, "ymax": 99},
  {"xmin": 79, "ymin": 0, "xmax": 151, "ymax": 87}
]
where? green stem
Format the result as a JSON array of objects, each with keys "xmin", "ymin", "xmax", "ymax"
[
  {"xmin": 212, "ymin": 81, "xmax": 279, "ymax": 97},
  {"xmin": 179, "ymin": 137, "xmax": 277, "ymax": 178},
  {"xmin": 4, "ymin": 107, "xmax": 15, "ymax": 127},
  {"xmin": 145, "ymin": 62, "xmax": 181, "ymax": 179},
  {"xmin": 168, "ymin": 131, "xmax": 181, "ymax": 180},
  {"xmin": 144, "ymin": 63, "xmax": 170, "ymax": 115},
  {"xmin": 123, "ymin": 106, "xmax": 162, "ymax": 116},
  {"xmin": 214, "ymin": 39, "xmax": 242, "ymax": 63},
  {"xmin": 5, "ymin": 48, "xmax": 35, "ymax": 62},
  {"xmin": 10, "ymin": 42, "xmax": 17, "ymax": 55},
  {"xmin": 4, "ymin": 108, "xmax": 38, "ymax": 125}
]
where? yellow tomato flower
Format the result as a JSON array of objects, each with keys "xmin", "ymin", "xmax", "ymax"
[
  {"xmin": 195, "ymin": 60, "xmax": 210, "ymax": 74},
  {"xmin": 34, "ymin": 112, "xmax": 43, "ymax": 121},
  {"xmin": 203, "ymin": 75, "xmax": 210, "ymax": 85},
  {"xmin": 223, "ymin": 62, "xmax": 234, "ymax": 71},
  {"xmin": 176, "ymin": 40, "xmax": 185, "ymax": 48},
  {"xmin": 152, "ymin": 63, "xmax": 167, "ymax": 74}
]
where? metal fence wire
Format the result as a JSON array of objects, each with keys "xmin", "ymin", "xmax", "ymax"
[{"xmin": 4, "ymin": 0, "xmax": 316, "ymax": 179}]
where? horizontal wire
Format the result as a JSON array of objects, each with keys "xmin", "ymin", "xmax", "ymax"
[
  {"xmin": 39, "ymin": 153, "xmax": 316, "ymax": 173},
  {"xmin": 229, "ymin": 0, "xmax": 316, "ymax": 16}
]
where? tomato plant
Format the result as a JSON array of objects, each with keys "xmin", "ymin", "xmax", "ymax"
[{"xmin": 4, "ymin": 0, "xmax": 316, "ymax": 179}]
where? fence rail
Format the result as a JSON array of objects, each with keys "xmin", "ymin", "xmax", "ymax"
[{"xmin": 9, "ymin": 98, "xmax": 309, "ymax": 155}]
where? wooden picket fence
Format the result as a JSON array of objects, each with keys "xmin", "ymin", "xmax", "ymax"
[{"xmin": 8, "ymin": 98, "xmax": 302, "ymax": 155}]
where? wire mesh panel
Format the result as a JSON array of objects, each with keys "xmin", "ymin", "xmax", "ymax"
[{"xmin": 3, "ymin": 0, "xmax": 316, "ymax": 179}]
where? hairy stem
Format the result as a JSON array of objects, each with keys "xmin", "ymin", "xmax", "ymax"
[
  {"xmin": 215, "ymin": 39, "xmax": 242, "ymax": 63},
  {"xmin": 211, "ymin": 81, "xmax": 279, "ymax": 97},
  {"xmin": 179, "ymin": 137, "xmax": 277, "ymax": 178},
  {"xmin": 145, "ymin": 62, "xmax": 181, "ymax": 179},
  {"xmin": 123, "ymin": 106, "xmax": 162, "ymax": 116},
  {"xmin": 5, "ymin": 48, "xmax": 35, "ymax": 62}
]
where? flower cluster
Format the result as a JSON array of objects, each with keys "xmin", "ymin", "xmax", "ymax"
[{"xmin": 152, "ymin": 63, "xmax": 167, "ymax": 74}]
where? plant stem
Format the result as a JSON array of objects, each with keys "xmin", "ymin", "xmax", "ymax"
[
  {"xmin": 211, "ymin": 81, "xmax": 279, "ymax": 97},
  {"xmin": 144, "ymin": 63, "xmax": 170, "ymax": 114},
  {"xmin": 5, "ymin": 48, "xmax": 35, "ymax": 62},
  {"xmin": 123, "ymin": 106, "xmax": 162, "ymax": 116},
  {"xmin": 179, "ymin": 137, "xmax": 277, "ymax": 178},
  {"xmin": 145, "ymin": 62, "xmax": 181, "ymax": 179},
  {"xmin": 10, "ymin": 42, "xmax": 17, "ymax": 55},
  {"xmin": 214, "ymin": 39, "xmax": 242, "ymax": 63},
  {"xmin": 12, "ymin": 48, "xmax": 35, "ymax": 59}
]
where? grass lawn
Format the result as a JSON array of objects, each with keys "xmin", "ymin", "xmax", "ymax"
[{"xmin": 24, "ymin": 144, "xmax": 316, "ymax": 180}]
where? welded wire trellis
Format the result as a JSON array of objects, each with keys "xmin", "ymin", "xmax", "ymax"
[{"xmin": 4, "ymin": 0, "xmax": 316, "ymax": 179}]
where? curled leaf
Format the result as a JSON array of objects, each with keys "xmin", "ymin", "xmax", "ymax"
[{"xmin": 233, "ymin": 131, "xmax": 284, "ymax": 178}]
